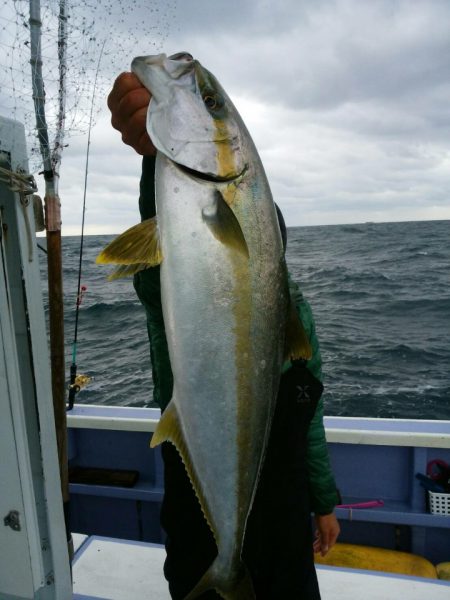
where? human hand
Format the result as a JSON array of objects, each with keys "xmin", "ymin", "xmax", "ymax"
[
  {"xmin": 107, "ymin": 72, "xmax": 156, "ymax": 156},
  {"xmin": 313, "ymin": 513, "xmax": 340, "ymax": 556}
]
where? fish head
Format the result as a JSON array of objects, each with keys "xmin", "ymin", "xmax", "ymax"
[{"xmin": 131, "ymin": 53, "xmax": 246, "ymax": 181}]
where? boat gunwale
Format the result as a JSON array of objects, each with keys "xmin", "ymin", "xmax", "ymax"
[{"xmin": 67, "ymin": 404, "xmax": 450, "ymax": 448}]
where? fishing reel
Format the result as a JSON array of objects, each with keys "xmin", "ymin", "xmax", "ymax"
[{"xmin": 67, "ymin": 371, "xmax": 92, "ymax": 410}]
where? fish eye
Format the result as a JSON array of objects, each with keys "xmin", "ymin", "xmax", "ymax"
[
  {"xmin": 203, "ymin": 92, "xmax": 224, "ymax": 112},
  {"xmin": 204, "ymin": 95, "xmax": 217, "ymax": 109}
]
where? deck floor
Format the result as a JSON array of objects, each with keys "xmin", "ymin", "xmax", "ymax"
[{"xmin": 72, "ymin": 535, "xmax": 450, "ymax": 600}]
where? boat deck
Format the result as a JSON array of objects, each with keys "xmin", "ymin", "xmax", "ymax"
[{"xmin": 72, "ymin": 534, "xmax": 450, "ymax": 600}]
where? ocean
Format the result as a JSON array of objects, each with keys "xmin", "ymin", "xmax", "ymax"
[{"xmin": 39, "ymin": 219, "xmax": 450, "ymax": 420}]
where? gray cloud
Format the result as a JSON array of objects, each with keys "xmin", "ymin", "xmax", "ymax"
[{"xmin": 3, "ymin": 0, "xmax": 448, "ymax": 232}]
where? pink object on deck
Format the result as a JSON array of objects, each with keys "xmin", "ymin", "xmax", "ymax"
[{"xmin": 337, "ymin": 500, "xmax": 384, "ymax": 509}]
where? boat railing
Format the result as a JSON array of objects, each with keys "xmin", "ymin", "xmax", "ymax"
[{"xmin": 67, "ymin": 404, "xmax": 450, "ymax": 562}]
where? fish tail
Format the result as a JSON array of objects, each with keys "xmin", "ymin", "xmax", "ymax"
[
  {"xmin": 183, "ymin": 560, "xmax": 255, "ymax": 600},
  {"xmin": 227, "ymin": 568, "xmax": 255, "ymax": 600}
]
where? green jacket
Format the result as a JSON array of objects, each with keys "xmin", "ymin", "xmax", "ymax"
[{"xmin": 133, "ymin": 156, "xmax": 339, "ymax": 515}]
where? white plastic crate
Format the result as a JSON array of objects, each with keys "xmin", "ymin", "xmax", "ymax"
[{"xmin": 429, "ymin": 491, "xmax": 450, "ymax": 515}]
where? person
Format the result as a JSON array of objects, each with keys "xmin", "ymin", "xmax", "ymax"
[{"xmin": 107, "ymin": 72, "xmax": 341, "ymax": 599}]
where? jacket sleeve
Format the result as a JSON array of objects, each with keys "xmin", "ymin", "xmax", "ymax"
[
  {"xmin": 289, "ymin": 278, "xmax": 340, "ymax": 515},
  {"xmin": 133, "ymin": 155, "xmax": 173, "ymax": 411}
]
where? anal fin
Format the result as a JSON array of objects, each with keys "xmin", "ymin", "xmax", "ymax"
[
  {"xmin": 151, "ymin": 400, "xmax": 217, "ymax": 545},
  {"xmin": 150, "ymin": 400, "xmax": 180, "ymax": 448}
]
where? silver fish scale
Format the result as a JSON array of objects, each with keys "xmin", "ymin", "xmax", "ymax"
[{"xmin": 156, "ymin": 150, "xmax": 287, "ymax": 579}]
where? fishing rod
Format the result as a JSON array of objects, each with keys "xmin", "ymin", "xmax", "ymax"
[{"xmin": 67, "ymin": 40, "xmax": 106, "ymax": 410}]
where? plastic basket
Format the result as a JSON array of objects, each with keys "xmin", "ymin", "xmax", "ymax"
[{"xmin": 429, "ymin": 491, "xmax": 450, "ymax": 515}]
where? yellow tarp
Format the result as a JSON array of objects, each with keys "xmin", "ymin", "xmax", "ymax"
[{"xmin": 315, "ymin": 543, "xmax": 437, "ymax": 579}]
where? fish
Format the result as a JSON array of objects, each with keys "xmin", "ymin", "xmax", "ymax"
[{"xmin": 97, "ymin": 52, "xmax": 311, "ymax": 599}]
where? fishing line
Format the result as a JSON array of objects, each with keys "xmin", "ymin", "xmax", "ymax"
[{"xmin": 67, "ymin": 39, "xmax": 106, "ymax": 410}]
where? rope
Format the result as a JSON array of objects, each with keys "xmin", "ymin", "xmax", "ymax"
[{"xmin": 0, "ymin": 166, "xmax": 37, "ymax": 195}]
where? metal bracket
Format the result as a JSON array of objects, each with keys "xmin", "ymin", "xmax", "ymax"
[
  {"xmin": 4, "ymin": 510, "xmax": 21, "ymax": 531},
  {"xmin": 0, "ymin": 166, "xmax": 38, "ymax": 262}
]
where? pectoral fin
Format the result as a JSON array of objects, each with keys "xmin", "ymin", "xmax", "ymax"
[
  {"xmin": 96, "ymin": 217, "xmax": 162, "ymax": 279},
  {"xmin": 284, "ymin": 301, "xmax": 312, "ymax": 361},
  {"xmin": 202, "ymin": 191, "xmax": 249, "ymax": 257}
]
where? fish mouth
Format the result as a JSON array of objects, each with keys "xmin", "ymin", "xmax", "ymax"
[{"xmin": 174, "ymin": 162, "xmax": 248, "ymax": 183}]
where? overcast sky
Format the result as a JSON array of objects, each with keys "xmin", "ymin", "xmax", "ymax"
[{"xmin": 3, "ymin": 0, "xmax": 450, "ymax": 234}]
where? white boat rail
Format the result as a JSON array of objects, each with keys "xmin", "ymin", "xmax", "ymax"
[{"xmin": 67, "ymin": 404, "xmax": 450, "ymax": 449}]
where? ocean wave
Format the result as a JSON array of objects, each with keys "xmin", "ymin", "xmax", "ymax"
[
  {"xmin": 80, "ymin": 300, "xmax": 143, "ymax": 314},
  {"xmin": 339, "ymin": 225, "xmax": 367, "ymax": 234},
  {"xmin": 383, "ymin": 297, "xmax": 450, "ymax": 315},
  {"xmin": 323, "ymin": 382, "xmax": 450, "ymax": 420},
  {"xmin": 310, "ymin": 265, "xmax": 394, "ymax": 284},
  {"xmin": 51, "ymin": 220, "xmax": 449, "ymax": 420}
]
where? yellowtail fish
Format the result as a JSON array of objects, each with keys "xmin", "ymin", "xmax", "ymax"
[{"xmin": 97, "ymin": 52, "xmax": 310, "ymax": 599}]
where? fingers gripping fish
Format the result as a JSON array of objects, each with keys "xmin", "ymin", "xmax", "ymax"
[{"xmin": 97, "ymin": 52, "xmax": 311, "ymax": 599}]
